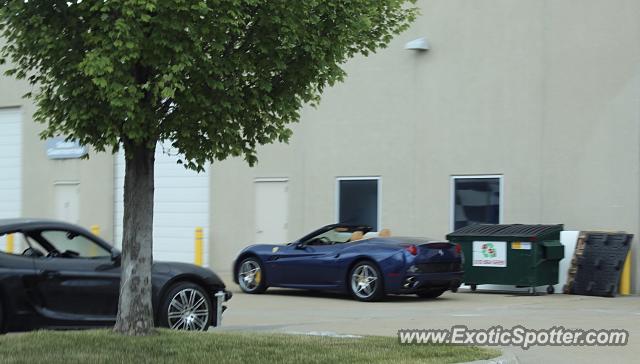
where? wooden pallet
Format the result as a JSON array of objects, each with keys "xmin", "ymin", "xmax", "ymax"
[{"xmin": 563, "ymin": 231, "xmax": 588, "ymax": 293}]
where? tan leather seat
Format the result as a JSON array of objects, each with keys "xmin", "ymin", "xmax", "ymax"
[
  {"xmin": 350, "ymin": 231, "xmax": 364, "ymax": 241},
  {"xmin": 379, "ymin": 229, "xmax": 391, "ymax": 237}
]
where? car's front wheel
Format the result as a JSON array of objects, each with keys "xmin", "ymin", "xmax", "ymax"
[
  {"xmin": 237, "ymin": 257, "xmax": 267, "ymax": 294},
  {"xmin": 159, "ymin": 282, "xmax": 213, "ymax": 331},
  {"xmin": 349, "ymin": 261, "xmax": 385, "ymax": 302}
]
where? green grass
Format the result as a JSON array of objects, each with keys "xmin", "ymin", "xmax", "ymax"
[{"xmin": 0, "ymin": 329, "xmax": 499, "ymax": 364}]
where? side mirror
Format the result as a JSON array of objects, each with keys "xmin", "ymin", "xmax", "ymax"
[
  {"xmin": 111, "ymin": 250, "xmax": 122, "ymax": 265},
  {"xmin": 294, "ymin": 242, "xmax": 306, "ymax": 249}
]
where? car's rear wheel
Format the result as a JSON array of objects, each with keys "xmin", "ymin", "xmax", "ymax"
[
  {"xmin": 416, "ymin": 288, "xmax": 447, "ymax": 299},
  {"xmin": 237, "ymin": 257, "xmax": 267, "ymax": 294},
  {"xmin": 349, "ymin": 261, "xmax": 385, "ymax": 302},
  {"xmin": 159, "ymin": 282, "xmax": 213, "ymax": 331}
]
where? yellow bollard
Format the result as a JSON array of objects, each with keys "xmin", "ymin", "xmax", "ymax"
[
  {"xmin": 619, "ymin": 252, "xmax": 631, "ymax": 295},
  {"xmin": 89, "ymin": 225, "xmax": 100, "ymax": 257},
  {"xmin": 195, "ymin": 227, "xmax": 204, "ymax": 267},
  {"xmin": 6, "ymin": 234, "xmax": 14, "ymax": 254}
]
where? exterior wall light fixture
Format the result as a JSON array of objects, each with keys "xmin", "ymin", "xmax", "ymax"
[{"xmin": 404, "ymin": 37, "xmax": 430, "ymax": 51}]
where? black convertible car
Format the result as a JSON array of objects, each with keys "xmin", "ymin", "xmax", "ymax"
[{"xmin": 0, "ymin": 219, "xmax": 231, "ymax": 333}]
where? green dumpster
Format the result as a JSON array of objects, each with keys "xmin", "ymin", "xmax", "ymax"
[{"xmin": 446, "ymin": 224, "xmax": 564, "ymax": 294}]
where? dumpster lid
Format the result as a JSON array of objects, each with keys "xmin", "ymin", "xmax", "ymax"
[{"xmin": 446, "ymin": 224, "xmax": 563, "ymax": 241}]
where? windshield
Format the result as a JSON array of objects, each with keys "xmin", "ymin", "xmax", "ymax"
[
  {"xmin": 300, "ymin": 225, "xmax": 373, "ymax": 245},
  {"xmin": 313, "ymin": 228, "xmax": 355, "ymax": 244}
]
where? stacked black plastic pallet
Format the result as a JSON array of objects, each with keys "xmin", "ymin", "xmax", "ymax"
[{"xmin": 567, "ymin": 232, "xmax": 633, "ymax": 297}]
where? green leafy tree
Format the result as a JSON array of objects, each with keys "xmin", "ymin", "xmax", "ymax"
[{"xmin": 0, "ymin": 0, "xmax": 417, "ymax": 335}]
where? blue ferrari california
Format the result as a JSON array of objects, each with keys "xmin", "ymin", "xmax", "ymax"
[{"xmin": 233, "ymin": 224, "xmax": 463, "ymax": 301}]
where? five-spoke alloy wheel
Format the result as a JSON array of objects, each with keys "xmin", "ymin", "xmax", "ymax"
[
  {"xmin": 159, "ymin": 282, "xmax": 213, "ymax": 331},
  {"xmin": 349, "ymin": 261, "xmax": 384, "ymax": 302},
  {"xmin": 237, "ymin": 257, "xmax": 267, "ymax": 294}
]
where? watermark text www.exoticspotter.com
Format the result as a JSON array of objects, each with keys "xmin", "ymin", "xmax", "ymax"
[{"xmin": 398, "ymin": 326, "xmax": 629, "ymax": 350}]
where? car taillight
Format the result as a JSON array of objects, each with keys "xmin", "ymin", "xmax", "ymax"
[
  {"xmin": 405, "ymin": 245, "xmax": 418, "ymax": 256},
  {"xmin": 455, "ymin": 243, "xmax": 462, "ymax": 255}
]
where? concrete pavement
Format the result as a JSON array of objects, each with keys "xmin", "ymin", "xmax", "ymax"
[{"xmin": 218, "ymin": 275, "xmax": 639, "ymax": 363}]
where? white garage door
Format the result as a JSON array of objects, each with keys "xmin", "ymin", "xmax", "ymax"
[
  {"xmin": 114, "ymin": 142, "xmax": 209, "ymax": 265},
  {"xmin": 0, "ymin": 108, "xmax": 22, "ymax": 253}
]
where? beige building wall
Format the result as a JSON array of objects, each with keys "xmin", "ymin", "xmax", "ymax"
[
  {"xmin": 210, "ymin": 0, "xmax": 640, "ymax": 292},
  {"xmin": 0, "ymin": 44, "xmax": 115, "ymax": 243},
  {"xmin": 1, "ymin": 1, "xmax": 638, "ymax": 290},
  {"xmin": 540, "ymin": 1, "xmax": 640, "ymax": 290}
]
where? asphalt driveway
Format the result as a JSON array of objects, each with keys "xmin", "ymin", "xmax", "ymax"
[{"xmin": 219, "ymin": 276, "xmax": 639, "ymax": 363}]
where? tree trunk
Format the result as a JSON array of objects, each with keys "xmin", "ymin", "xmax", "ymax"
[{"xmin": 114, "ymin": 141, "xmax": 156, "ymax": 335}]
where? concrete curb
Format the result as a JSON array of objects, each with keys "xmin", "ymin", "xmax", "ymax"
[{"xmin": 466, "ymin": 349, "xmax": 519, "ymax": 364}]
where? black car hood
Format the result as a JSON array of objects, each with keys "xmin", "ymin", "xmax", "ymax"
[{"xmin": 154, "ymin": 261, "xmax": 226, "ymax": 289}]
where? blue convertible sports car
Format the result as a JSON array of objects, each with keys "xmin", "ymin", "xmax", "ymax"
[{"xmin": 233, "ymin": 224, "xmax": 464, "ymax": 301}]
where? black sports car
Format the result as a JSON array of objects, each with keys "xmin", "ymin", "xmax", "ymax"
[{"xmin": 0, "ymin": 219, "xmax": 231, "ymax": 333}]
